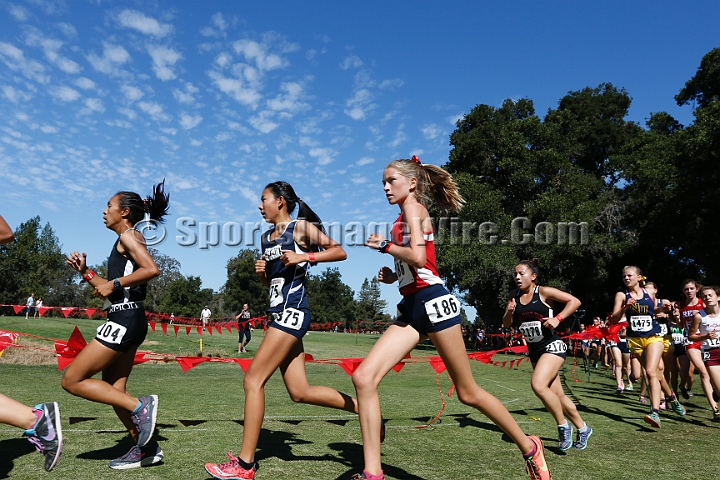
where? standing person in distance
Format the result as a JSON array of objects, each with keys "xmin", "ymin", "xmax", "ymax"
[
  {"xmin": 503, "ymin": 259, "xmax": 592, "ymax": 451},
  {"xmin": 33, "ymin": 297, "xmax": 43, "ymax": 318},
  {"xmin": 0, "ymin": 214, "xmax": 63, "ymax": 472},
  {"xmin": 610, "ymin": 266, "xmax": 685, "ymax": 427},
  {"xmin": 236, "ymin": 304, "xmax": 252, "ymax": 353},
  {"xmin": 353, "ymin": 156, "xmax": 550, "ymax": 480},
  {"xmin": 64, "ymin": 181, "xmax": 169, "ymax": 469},
  {"xmin": 25, "ymin": 292, "xmax": 34, "ymax": 320},
  {"xmin": 204, "ymin": 181, "xmax": 367, "ymax": 480},
  {"xmin": 201, "ymin": 305, "xmax": 212, "ymax": 331}
]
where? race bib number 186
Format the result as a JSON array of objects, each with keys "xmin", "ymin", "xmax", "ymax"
[{"xmin": 425, "ymin": 294, "xmax": 460, "ymax": 324}]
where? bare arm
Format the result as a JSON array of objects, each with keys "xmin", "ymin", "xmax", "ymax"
[
  {"xmin": 539, "ymin": 286, "xmax": 581, "ymax": 330},
  {"xmin": 366, "ymin": 202, "xmax": 429, "ymax": 268},
  {"xmin": 502, "ymin": 291, "xmax": 517, "ymax": 328},
  {"xmin": 610, "ymin": 291, "xmax": 628, "ymax": 324},
  {"xmin": 0, "ymin": 215, "xmax": 14, "ymax": 244},
  {"xmin": 281, "ymin": 219, "xmax": 347, "ymax": 265}
]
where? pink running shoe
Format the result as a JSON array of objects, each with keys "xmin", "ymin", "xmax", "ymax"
[{"xmin": 205, "ymin": 453, "xmax": 258, "ymax": 479}]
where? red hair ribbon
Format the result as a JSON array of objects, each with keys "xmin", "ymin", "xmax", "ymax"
[{"xmin": 411, "ymin": 155, "xmax": 421, "ymax": 164}]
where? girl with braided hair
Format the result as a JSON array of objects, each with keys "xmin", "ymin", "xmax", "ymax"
[{"xmin": 64, "ymin": 181, "xmax": 169, "ymax": 469}]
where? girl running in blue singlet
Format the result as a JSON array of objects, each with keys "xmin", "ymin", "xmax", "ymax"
[
  {"xmin": 610, "ymin": 266, "xmax": 685, "ymax": 427},
  {"xmin": 204, "ymin": 181, "xmax": 362, "ymax": 480},
  {"xmin": 503, "ymin": 259, "xmax": 591, "ymax": 452},
  {"xmin": 352, "ymin": 157, "xmax": 550, "ymax": 480},
  {"xmin": 64, "ymin": 181, "xmax": 169, "ymax": 469}
]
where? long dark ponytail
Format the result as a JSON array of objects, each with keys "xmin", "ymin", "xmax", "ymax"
[
  {"xmin": 116, "ymin": 179, "xmax": 170, "ymax": 226},
  {"xmin": 265, "ymin": 181, "xmax": 326, "ymax": 251}
]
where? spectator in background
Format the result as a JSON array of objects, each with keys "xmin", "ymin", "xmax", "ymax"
[
  {"xmin": 201, "ymin": 305, "xmax": 211, "ymax": 331},
  {"xmin": 25, "ymin": 293, "xmax": 35, "ymax": 320},
  {"xmin": 235, "ymin": 304, "xmax": 252, "ymax": 353},
  {"xmin": 33, "ymin": 298, "xmax": 43, "ymax": 318}
]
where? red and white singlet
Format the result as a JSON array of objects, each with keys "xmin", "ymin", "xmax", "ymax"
[{"xmin": 391, "ymin": 212, "xmax": 444, "ymax": 296}]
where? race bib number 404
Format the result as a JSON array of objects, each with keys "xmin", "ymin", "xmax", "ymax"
[
  {"xmin": 424, "ymin": 294, "xmax": 460, "ymax": 324},
  {"xmin": 275, "ymin": 308, "xmax": 305, "ymax": 331},
  {"xmin": 96, "ymin": 321, "xmax": 127, "ymax": 345}
]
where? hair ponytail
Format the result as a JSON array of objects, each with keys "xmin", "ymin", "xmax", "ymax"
[
  {"xmin": 265, "ymin": 181, "xmax": 326, "ymax": 251},
  {"xmin": 386, "ymin": 156, "xmax": 464, "ymax": 211},
  {"xmin": 116, "ymin": 179, "xmax": 170, "ymax": 226}
]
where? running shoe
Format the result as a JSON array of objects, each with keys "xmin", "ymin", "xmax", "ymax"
[
  {"xmin": 625, "ymin": 383, "xmax": 633, "ymax": 391},
  {"xmin": 557, "ymin": 424, "xmax": 572, "ymax": 451},
  {"xmin": 573, "ymin": 425, "xmax": 593, "ymax": 450},
  {"xmin": 713, "ymin": 408, "xmax": 720, "ymax": 423},
  {"xmin": 23, "ymin": 402, "xmax": 63, "ymax": 472},
  {"xmin": 659, "ymin": 399, "xmax": 667, "ymax": 410},
  {"xmin": 668, "ymin": 396, "xmax": 686, "ymax": 416},
  {"xmin": 205, "ymin": 453, "xmax": 259, "ymax": 479},
  {"xmin": 350, "ymin": 472, "xmax": 386, "ymax": 480},
  {"xmin": 638, "ymin": 395, "xmax": 647, "ymax": 404},
  {"xmin": 109, "ymin": 441, "xmax": 164, "ymax": 470},
  {"xmin": 616, "ymin": 387, "xmax": 623, "ymax": 396},
  {"xmin": 644, "ymin": 411, "xmax": 661, "ymax": 428},
  {"xmin": 130, "ymin": 395, "xmax": 158, "ymax": 447},
  {"xmin": 680, "ymin": 386, "xmax": 690, "ymax": 400},
  {"xmin": 524, "ymin": 435, "xmax": 551, "ymax": 480}
]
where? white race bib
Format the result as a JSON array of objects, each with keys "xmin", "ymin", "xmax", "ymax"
[
  {"xmin": 658, "ymin": 323, "xmax": 668, "ymax": 336},
  {"xmin": 519, "ymin": 321, "xmax": 543, "ymax": 343},
  {"xmin": 630, "ymin": 315, "xmax": 653, "ymax": 333},
  {"xmin": 269, "ymin": 278, "xmax": 285, "ymax": 308},
  {"xmin": 672, "ymin": 333, "xmax": 685, "ymax": 345},
  {"xmin": 424, "ymin": 294, "xmax": 460, "ymax": 324},
  {"xmin": 275, "ymin": 307, "xmax": 305, "ymax": 331},
  {"xmin": 96, "ymin": 321, "xmax": 127, "ymax": 345},
  {"xmin": 703, "ymin": 337, "xmax": 720, "ymax": 349},
  {"xmin": 545, "ymin": 339, "xmax": 568, "ymax": 354},
  {"xmin": 395, "ymin": 258, "xmax": 413, "ymax": 288}
]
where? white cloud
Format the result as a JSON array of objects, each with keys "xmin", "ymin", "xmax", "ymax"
[
  {"xmin": 138, "ymin": 101, "xmax": 170, "ymax": 122},
  {"xmin": 0, "ymin": 41, "xmax": 49, "ymax": 83},
  {"xmin": 215, "ymin": 131, "xmax": 232, "ymax": 141},
  {"xmin": 190, "ymin": 139, "xmax": 202, "ymax": 146},
  {"xmin": 211, "ymin": 12, "xmax": 227, "ymax": 30},
  {"xmin": 232, "ymin": 39, "xmax": 286, "ymax": 72},
  {"xmin": 421, "ymin": 123, "xmax": 442, "ymax": 140},
  {"xmin": 357, "ymin": 157, "xmax": 374, "ymax": 166},
  {"xmin": 40, "ymin": 125, "xmax": 58, "ymax": 134},
  {"xmin": 173, "ymin": 82, "xmax": 198, "ymax": 104},
  {"xmin": 448, "ymin": 113, "xmax": 463, "ymax": 125},
  {"xmin": 388, "ymin": 126, "xmax": 407, "ymax": 148},
  {"xmin": 106, "ymin": 119, "xmax": 133, "ymax": 128},
  {"xmin": 87, "ymin": 42, "xmax": 130, "ymax": 75},
  {"xmin": 57, "ymin": 22, "xmax": 77, "ymax": 38},
  {"xmin": 49, "ymin": 85, "xmax": 80, "ymax": 102},
  {"xmin": 25, "ymin": 29, "xmax": 81, "ymax": 74},
  {"xmin": 117, "ymin": 10, "xmax": 172, "ymax": 38},
  {"xmin": 340, "ymin": 55, "xmax": 363, "ymax": 70},
  {"xmin": 118, "ymin": 107, "xmax": 137, "ymax": 120},
  {"xmin": 1, "ymin": 85, "xmax": 32, "ymax": 102},
  {"xmin": 266, "ymin": 82, "xmax": 310, "ymax": 114},
  {"xmin": 207, "ymin": 70, "xmax": 261, "ymax": 108},
  {"xmin": 309, "ymin": 147, "xmax": 336, "ymax": 166},
  {"xmin": 75, "ymin": 77, "xmax": 95, "ymax": 90},
  {"xmin": 248, "ymin": 111, "xmax": 279, "ymax": 134},
  {"xmin": 147, "ymin": 45, "xmax": 182, "ymax": 81},
  {"xmin": 84, "ymin": 98, "xmax": 104, "ymax": 112},
  {"xmin": 120, "ymin": 85, "xmax": 144, "ymax": 102},
  {"xmin": 344, "ymin": 88, "xmax": 375, "ymax": 120},
  {"xmin": 8, "ymin": 4, "xmax": 29, "ymax": 21},
  {"xmin": 351, "ymin": 176, "xmax": 368, "ymax": 184},
  {"xmin": 179, "ymin": 113, "xmax": 202, "ymax": 130}
]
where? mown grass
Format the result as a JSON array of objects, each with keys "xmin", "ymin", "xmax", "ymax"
[{"xmin": 1, "ymin": 316, "xmax": 718, "ymax": 479}]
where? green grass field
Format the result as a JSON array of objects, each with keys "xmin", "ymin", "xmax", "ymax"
[{"xmin": 1, "ymin": 315, "xmax": 717, "ymax": 479}]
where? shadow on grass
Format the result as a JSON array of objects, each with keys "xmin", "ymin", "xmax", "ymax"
[
  {"xmin": 326, "ymin": 441, "xmax": 427, "ymax": 480},
  {"xmin": 77, "ymin": 430, "xmax": 168, "ymax": 461},
  {"xmin": 0, "ymin": 437, "xmax": 36, "ymax": 479}
]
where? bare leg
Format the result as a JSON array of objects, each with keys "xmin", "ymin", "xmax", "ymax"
[
  {"xmin": 0, "ymin": 394, "xmax": 39, "ymax": 430},
  {"xmin": 686, "ymin": 348, "xmax": 718, "ymax": 410},
  {"xmin": 102, "ymin": 346, "xmax": 141, "ymax": 441},
  {"xmin": 640, "ymin": 342, "xmax": 665, "ymax": 411}
]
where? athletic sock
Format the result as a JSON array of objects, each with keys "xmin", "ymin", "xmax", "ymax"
[
  {"xmin": 559, "ymin": 421, "xmax": 569, "ymax": 430},
  {"xmin": 362, "ymin": 470, "xmax": 384, "ymax": 480},
  {"xmin": 132, "ymin": 400, "xmax": 143, "ymax": 413},
  {"xmin": 24, "ymin": 408, "xmax": 44, "ymax": 434},
  {"xmin": 578, "ymin": 422, "xmax": 588, "ymax": 433},
  {"xmin": 522, "ymin": 441, "xmax": 537, "ymax": 459},
  {"xmin": 238, "ymin": 457, "xmax": 255, "ymax": 470}
]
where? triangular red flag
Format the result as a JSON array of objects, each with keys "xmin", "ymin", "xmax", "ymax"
[
  {"xmin": 186, "ymin": 326, "xmax": 191, "ymax": 335},
  {"xmin": 173, "ymin": 325, "xmax": 180, "ymax": 336},
  {"xmin": 428, "ymin": 356, "xmax": 447, "ymax": 374},
  {"xmin": 38, "ymin": 307, "xmax": 50, "ymax": 317},
  {"xmin": 234, "ymin": 358, "xmax": 253, "ymax": 373},
  {"xmin": 305, "ymin": 353, "xmax": 314, "ymax": 362},
  {"xmin": 61, "ymin": 307, "xmax": 74, "ymax": 318},
  {"xmin": 225, "ymin": 324, "xmax": 233, "ymax": 334},
  {"xmin": 392, "ymin": 361, "xmax": 405, "ymax": 372},
  {"xmin": 13, "ymin": 305, "xmax": 24, "ymax": 314},
  {"xmin": 55, "ymin": 326, "xmax": 87, "ymax": 370},
  {"xmin": 197, "ymin": 327, "xmax": 203, "ymax": 335},
  {"xmin": 85, "ymin": 308, "xmax": 97, "ymax": 318},
  {"xmin": 176, "ymin": 356, "xmax": 210, "ymax": 372},
  {"xmin": 215, "ymin": 325, "xmax": 222, "ymax": 334},
  {"xmin": 161, "ymin": 323, "xmax": 168, "ymax": 335},
  {"xmin": 149, "ymin": 322, "xmax": 156, "ymax": 333},
  {"xmin": 336, "ymin": 358, "xmax": 364, "ymax": 376}
]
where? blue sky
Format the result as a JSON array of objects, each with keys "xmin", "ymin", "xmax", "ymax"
[{"xmin": 1, "ymin": 0, "xmax": 718, "ymax": 319}]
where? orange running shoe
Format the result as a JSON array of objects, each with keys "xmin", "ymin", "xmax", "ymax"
[{"xmin": 524, "ymin": 435, "xmax": 551, "ymax": 480}]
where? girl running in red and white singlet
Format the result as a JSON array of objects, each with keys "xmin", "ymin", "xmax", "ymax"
[
  {"xmin": 687, "ymin": 285, "xmax": 720, "ymax": 421},
  {"xmin": 352, "ymin": 156, "xmax": 550, "ymax": 480}
]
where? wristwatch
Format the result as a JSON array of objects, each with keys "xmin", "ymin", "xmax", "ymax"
[
  {"xmin": 113, "ymin": 278, "xmax": 122, "ymax": 291},
  {"xmin": 378, "ymin": 240, "xmax": 391, "ymax": 253}
]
